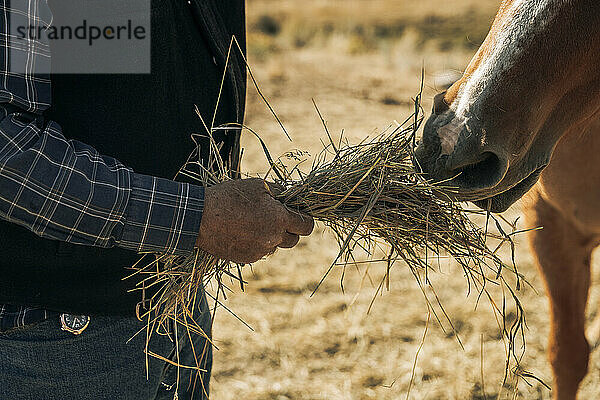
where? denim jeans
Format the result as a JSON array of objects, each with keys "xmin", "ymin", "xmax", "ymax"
[{"xmin": 0, "ymin": 291, "xmax": 212, "ymax": 400}]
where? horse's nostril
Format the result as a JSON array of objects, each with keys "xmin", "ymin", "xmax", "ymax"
[{"xmin": 451, "ymin": 152, "xmax": 505, "ymax": 190}]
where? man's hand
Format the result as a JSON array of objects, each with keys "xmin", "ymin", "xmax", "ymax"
[{"xmin": 196, "ymin": 178, "xmax": 314, "ymax": 264}]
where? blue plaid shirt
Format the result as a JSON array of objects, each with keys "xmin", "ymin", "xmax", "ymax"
[{"xmin": 0, "ymin": 1, "xmax": 205, "ymax": 330}]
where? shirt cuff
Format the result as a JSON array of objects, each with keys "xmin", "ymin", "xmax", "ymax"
[{"xmin": 117, "ymin": 172, "xmax": 204, "ymax": 256}]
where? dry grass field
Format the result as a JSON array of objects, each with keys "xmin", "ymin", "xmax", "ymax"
[{"xmin": 209, "ymin": 1, "xmax": 600, "ymax": 399}]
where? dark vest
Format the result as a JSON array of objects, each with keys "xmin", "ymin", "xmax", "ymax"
[{"xmin": 0, "ymin": 0, "xmax": 246, "ymax": 315}]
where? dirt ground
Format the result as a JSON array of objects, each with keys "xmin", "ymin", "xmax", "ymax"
[{"xmin": 209, "ymin": 1, "xmax": 600, "ymax": 399}]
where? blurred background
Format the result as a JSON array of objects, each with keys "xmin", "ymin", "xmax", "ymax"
[{"xmin": 209, "ymin": 1, "xmax": 600, "ymax": 399}]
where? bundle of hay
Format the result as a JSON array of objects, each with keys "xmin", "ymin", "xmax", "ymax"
[{"xmin": 126, "ymin": 107, "xmax": 527, "ymax": 382}]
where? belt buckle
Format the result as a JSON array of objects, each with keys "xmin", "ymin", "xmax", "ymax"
[{"xmin": 60, "ymin": 313, "xmax": 90, "ymax": 335}]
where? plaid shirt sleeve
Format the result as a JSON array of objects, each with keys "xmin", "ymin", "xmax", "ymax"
[{"xmin": 0, "ymin": 0, "xmax": 204, "ymax": 256}]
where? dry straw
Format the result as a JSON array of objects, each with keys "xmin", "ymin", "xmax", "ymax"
[{"xmin": 125, "ymin": 37, "xmax": 542, "ymax": 396}]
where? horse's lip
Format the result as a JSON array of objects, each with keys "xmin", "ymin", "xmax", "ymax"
[{"xmin": 471, "ymin": 165, "xmax": 547, "ymax": 212}]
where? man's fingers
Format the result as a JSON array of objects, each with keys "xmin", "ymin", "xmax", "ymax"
[
  {"xmin": 286, "ymin": 210, "xmax": 314, "ymax": 236},
  {"xmin": 279, "ymin": 232, "xmax": 300, "ymax": 248}
]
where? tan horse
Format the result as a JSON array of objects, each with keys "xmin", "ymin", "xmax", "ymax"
[{"xmin": 415, "ymin": 1, "xmax": 600, "ymax": 399}]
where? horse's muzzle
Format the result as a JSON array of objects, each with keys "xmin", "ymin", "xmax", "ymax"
[{"xmin": 416, "ymin": 112, "xmax": 509, "ymax": 198}]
